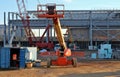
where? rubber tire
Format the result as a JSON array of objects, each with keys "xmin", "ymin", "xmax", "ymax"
[
  {"xmin": 47, "ymin": 58, "xmax": 51, "ymax": 68},
  {"xmin": 72, "ymin": 58, "xmax": 77, "ymax": 67}
]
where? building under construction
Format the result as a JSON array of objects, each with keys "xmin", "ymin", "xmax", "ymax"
[{"xmin": 1, "ymin": 10, "xmax": 120, "ymax": 49}]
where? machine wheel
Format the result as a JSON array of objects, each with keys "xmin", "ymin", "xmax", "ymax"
[
  {"xmin": 47, "ymin": 58, "xmax": 51, "ymax": 68},
  {"xmin": 72, "ymin": 58, "xmax": 77, "ymax": 67}
]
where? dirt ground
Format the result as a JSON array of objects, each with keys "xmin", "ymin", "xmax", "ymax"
[{"xmin": 0, "ymin": 61, "xmax": 120, "ymax": 77}]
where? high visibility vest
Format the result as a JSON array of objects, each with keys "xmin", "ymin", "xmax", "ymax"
[{"xmin": 13, "ymin": 54, "xmax": 17, "ymax": 60}]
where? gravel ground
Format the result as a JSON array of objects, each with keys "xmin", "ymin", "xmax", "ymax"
[{"xmin": 0, "ymin": 61, "xmax": 120, "ymax": 77}]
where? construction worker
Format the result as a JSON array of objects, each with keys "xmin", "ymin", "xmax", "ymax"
[
  {"xmin": 12, "ymin": 54, "xmax": 18, "ymax": 67},
  {"xmin": 13, "ymin": 54, "xmax": 17, "ymax": 60}
]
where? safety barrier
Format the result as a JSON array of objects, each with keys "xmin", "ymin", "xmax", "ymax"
[
  {"xmin": 39, "ymin": 51, "xmax": 85, "ymax": 57},
  {"xmin": 72, "ymin": 52, "xmax": 85, "ymax": 57}
]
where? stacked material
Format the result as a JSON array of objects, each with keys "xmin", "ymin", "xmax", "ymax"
[{"xmin": 98, "ymin": 44, "xmax": 112, "ymax": 59}]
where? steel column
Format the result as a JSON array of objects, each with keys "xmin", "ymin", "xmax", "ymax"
[
  {"xmin": 107, "ymin": 12, "xmax": 110, "ymax": 44},
  {"xmin": 89, "ymin": 11, "xmax": 93, "ymax": 47},
  {"xmin": 8, "ymin": 12, "xmax": 10, "ymax": 43},
  {"xmin": 4, "ymin": 12, "xmax": 6, "ymax": 47}
]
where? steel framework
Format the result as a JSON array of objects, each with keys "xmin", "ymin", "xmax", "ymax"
[{"xmin": 6, "ymin": 10, "xmax": 120, "ymax": 49}]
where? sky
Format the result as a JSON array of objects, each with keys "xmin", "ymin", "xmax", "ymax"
[{"xmin": 0, "ymin": 0, "xmax": 120, "ymax": 24}]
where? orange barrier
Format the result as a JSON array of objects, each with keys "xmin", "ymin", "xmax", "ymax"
[
  {"xmin": 72, "ymin": 52, "xmax": 85, "ymax": 57},
  {"xmin": 50, "ymin": 52, "xmax": 56, "ymax": 56},
  {"xmin": 40, "ymin": 51, "xmax": 85, "ymax": 57},
  {"xmin": 40, "ymin": 52, "xmax": 50, "ymax": 56}
]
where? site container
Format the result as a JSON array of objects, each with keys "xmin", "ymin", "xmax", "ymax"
[
  {"xmin": 19, "ymin": 48, "xmax": 26, "ymax": 68},
  {"xmin": 0, "ymin": 47, "xmax": 37, "ymax": 69},
  {"xmin": 0, "ymin": 47, "xmax": 27, "ymax": 69},
  {"xmin": 23, "ymin": 47, "xmax": 37, "ymax": 61},
  {"xmin": 0, "ymin": 47, "xmax": 10, "ymax": 68}
]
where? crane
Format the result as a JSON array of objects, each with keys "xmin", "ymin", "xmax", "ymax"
[
  {"xmin": 16, "ymin": 0, "xmax": 37, "ymax": 45},
  {"xmin": 37, "ymin": 3, "xmax": 77, "ymax": 67},
  {"xmin": 16, "ymin": 0, "xmax": 54, "ymax": 50}
]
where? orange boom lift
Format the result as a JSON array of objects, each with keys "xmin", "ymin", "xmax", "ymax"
[{"xmin": 37, "ymin": 3, "xmax": 77, "ymax": 67}]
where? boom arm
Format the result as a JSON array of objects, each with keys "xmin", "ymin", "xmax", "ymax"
[{"xmin": 53, "ymin": 18, "xmax": 67, "ymax": 49}]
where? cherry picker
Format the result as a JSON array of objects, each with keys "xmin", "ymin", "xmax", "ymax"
[{"xmin": 37, "ymin": 3, "xmax": 77, "ymax": 67}]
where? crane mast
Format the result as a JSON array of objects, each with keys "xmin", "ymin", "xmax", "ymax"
[
  {"xmin": 16, "ymin": 0, "xmax": 37, "ymax": 45},
  {"xmin": 16, "ymin": 0, "xmax": 54, "ymax": 49}
]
